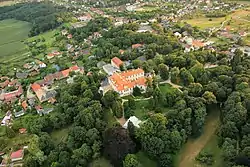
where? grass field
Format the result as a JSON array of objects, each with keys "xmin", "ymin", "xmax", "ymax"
[
  {"xmin": 183, "ymin": 17, "xmax": 226, "ymax": 29},
  {"xmin": 0, "ymin": 0, "xmax": 15, "ymax": 6},
  {"xmin": 136, "ymin": 151, "xmax": 157, "ymax": 167},
  {"xmin": 134, "ymin": 100, "xmax": 151, "ymax": 119},
  {"xmin": 50, "ymin": 126, "xmax": 71, "ymax": 145},
  {"xmin": 159, "ymin": 83, "xmax": 176, "ymax": 94},
  {"xmin": 175, "ymin": 105, "xmax": 221, "ymax": 167},
  {"xmin": 90, "ymin": 157, "xmax": 113, "ymax": 167},
  {"xmin": 0, "ymin": 19, "xmax": 31, "ymax": 62}
]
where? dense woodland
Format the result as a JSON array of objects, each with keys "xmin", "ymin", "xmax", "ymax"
[{"xmin": 0, "ymin": 2, "xmax": 66, "ymax": 36}]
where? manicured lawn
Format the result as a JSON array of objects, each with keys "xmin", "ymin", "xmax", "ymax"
[
  {"xmin": 134, "ymin": 100, "xmax": 151, "ymax": 120},
  {"xmin": 0, "ymin": 19, "xmax": 31, "ymax": 62},
  {"xmin": 50, "ymin": 126, "xmax": 71, "ymax": 145},
  {"xmin": 159, "ymin": 83, "xmax": 176, "ymax": 94},
  {"xmin": 136, "ymin": 151, "xmax": 157, "ymax": 167},
  {"xmin": 90, "ymin": 157, "xmax": 113, "ymax": 167}
]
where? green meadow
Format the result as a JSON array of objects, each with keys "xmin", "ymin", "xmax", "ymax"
[{"xmin": 0, "ymin": 19, "xmax": 31, "ymax": 62}]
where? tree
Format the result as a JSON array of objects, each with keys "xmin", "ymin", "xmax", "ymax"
[
  {"xmin": 180, "ymin": 68, "xmax": 194, "ymax": 86},
  {"xmin": 38, "ymin": 132, "xmax": 55, "ymax": 155},
  {"xmin": 102, "ymin": 90, "xmax": 119, "ymax": 108},
  {"xmin": 188, "ymin": 83, "xmax": 203, "ymax": 97},
  {"xmin": 112, "ymin": 101, "xmax": 123, "ymax": 118},
  {"xmin": 196, "ymin": 150, "xmax": 214, "ymax": 166},
  {"xmin": 6, "ymin": 127, "xmax": 15, "ymax": 138},
  {"xmin": 202, "ymin": 91, "xmax": 217, "ymax": 104},
  {"xmin": 133, "ymin": 86, "xmax": 142, "ymax": 96},
  {"xmin": 158, "ymin": 63, "xmax": 169, "ymax": 80},
  {"xmin": 103, "ymin": 127, "xmax": 136, "ymax": 167},
  {"xmin": 71, "ymin": 143, "xmax": 92, "ymax": 167},
  {"xmin": 123, "ymin": 154, "xmax": 140, "ymax": 167}
]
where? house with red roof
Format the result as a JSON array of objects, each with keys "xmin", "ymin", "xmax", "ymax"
[
  {"xmin": 19, "ymin": 128, "xmax": 27, "ymax": 134},
  {"xmin": 108, "ymin": 69, "xmax": 147, "ymax": 96},
  {"xmin": 111, "ymin": 57, "xmax": 123, "ymax": 69},
  {"xmin": 21, "ymin": 101, "xmax": 28, "ymax": 111},
  {"xmin": 10, "ymin": 149, "xmax": 24, "ymax": 162},
  {"xmin": 132, "ymin": 43, "xmax": 143, "ymax": 49}
]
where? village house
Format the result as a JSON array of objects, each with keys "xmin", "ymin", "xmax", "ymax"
[
  {"xmin": 47, "ymin": 51, "xmax": 62, "ymax": 59},
  {"xmin": 111, "ymin": 57, "xmax": 123, "ymax": 69},
  {"xmin": 108, "ymin": 68, "xmax": 147, "ymax": 97},
  {"xmin": 132, "ymin": 43, "xmax": 143, "ymax": 49},
  {"xmin": 78, "ymin": 13, "xmax": 92, "ymax": 22},
  {"xmin": 103, "ymin": 64, "xmax": 119, "ymax": 76},
  {"xmin": 16, "ymin": 72, "xmax": 28, "ymax": 79},
  {"xmin": 10, "ymin": 149, "xmax": 24, "ymax": 162}
]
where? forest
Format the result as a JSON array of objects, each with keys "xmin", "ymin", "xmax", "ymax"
[{"xmin": 0, "ymin": 2, "xmax": 66, "ymax": 36}]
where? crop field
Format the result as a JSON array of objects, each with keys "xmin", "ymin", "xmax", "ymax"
[
  {"xmin": 0, "ymin": 0, "xmax": 15, "ymax": 6},
  {"xmin": 0, "ymin": 19, "xmax": 31, "ymax": 62}
]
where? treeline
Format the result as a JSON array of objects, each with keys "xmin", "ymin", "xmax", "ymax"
[
  {"xmin": 0, "ymin": 2, "xmax": 66, "ymax": 36},
  {"xmin": 218, "ymin": 50, "xmax": 250, "ymax": 167},
  {"xmin": 205, "ymin": 11, "xmax": 227, "ymax": 18}
]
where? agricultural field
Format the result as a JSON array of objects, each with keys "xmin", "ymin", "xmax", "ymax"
[
  {"xmin": 0, "ymin": 0, "xmax": 15, "ymax": 6},
  {"xmin": 0, "ymin": 19, "xmax": 31, "ymax": 62},
  {"xmin": 183, "ymin": 16, "xmax": 226, "ymax": 29}
]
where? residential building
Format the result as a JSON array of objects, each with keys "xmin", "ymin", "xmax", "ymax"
[
  {"xmin": 10, "ymin": 149, "xmax": 24, "ymax": 162},
  {"xmin": 111, "ymin": 57, "xmax": 123, "ymax": 69},
  {"xmin": 14, "ymin": 110, "xmax": 25, "ymax": 118},
  {"xmin": 132, "ymin": 43, "xmax": 143, "ymax": 49},
  {"xmin": 108, "ymin": 69, "xmax": 147, "ymax": 96},
  {"xmin": 103, "ymin": 64, "xmax": 119, "ymax": 76}
]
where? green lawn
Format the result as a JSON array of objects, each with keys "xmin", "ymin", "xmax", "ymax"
[
  {"xmin": 90, "ymin": 157, "xmax": 113, "ymax": 167},
  {"xmin": 50, "ymin": 126, "xmax": 71, "ymax": 145},
  {"xmin": 0, "ymin": 19, "xmax": 31, "ymax": 62},
  {"xmin": 136, "ymin": 151, "xmax": 157, "ymax": 167},
  {"xmin": 134, "ymin": 100, "xmax": 151, "ymax": 120},
  {"xmin": 183, "ymin": 17, "xmax": 226, "ymax": 29},
  {"xmin": 159, "ymin": 83, "xmax": 176, "ymax": 94}
]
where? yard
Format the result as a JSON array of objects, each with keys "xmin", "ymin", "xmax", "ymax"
[{"xmin": 0, "ymin": 19, "xmax": 31, "ymax": 62}]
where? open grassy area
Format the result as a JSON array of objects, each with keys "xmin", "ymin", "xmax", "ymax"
[
  {"xmin": 0, "ymin": 19, "xmax": 31, "ymax": 62},
  {"xmin": 183, "ymin": 17, "xmax": 226, "ymax": 29},
  {"xmin": 50, "ymin": 126, "xmax": 71, "ymax": 145},
  {"xmin": 159, "ymin": 83, "xmax": 176, "ymax": 94},
  {"xmin": 134, "ymin": 100, "xmax": 151, "ymax": 120},
  {"xmin": 90, "ymin": 157, "xmax": 113, "ymax": 167},
  {"xmin": 0, "ymin": 1, "xmax": 15, "ymax": 6},
  {"xmin": 136, "ymin": 151, "xmax": 157, "ymax": 167},
  {"xmin": 175, "ymin": 105, "xmax": 221, "ymax": 167},
  {"xmin": 194, "ymin": 134, "xmax": 223, "ymax": 167}
]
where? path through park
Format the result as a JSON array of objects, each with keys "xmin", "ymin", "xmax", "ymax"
[{"xmin": 178, "ymin": 108, "xmax": 220, "ymax": 167}]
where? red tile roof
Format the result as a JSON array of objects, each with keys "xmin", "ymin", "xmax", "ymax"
[
  {"xmin": 35, "ymin": 105, "xmax": 43, "ymax": 111},
  {"xmin": 132, "ymin": 44, "xmax": 143, "ymax": 49},
  {"xmin": 111, "ymin": 57, "xmax": 123, "ymax": 68},
  {"xmin": 21, "ymin": 101, "xmax": 28, "ymax": 110},
  {"xmin": 109, "ymin": 69, "xmax": 146, "ymax": 91},
  {"xmin": 192, "ymin": 40, "xmax": 204, "ymax": 48},
  {"xmin": 10, "ymin": 149, "xmax": 23, "ymax": 160},
  {"xmin": 31, "ymin": 83, "xmax": 41, "ymax": 92},
  {"xmin": 19, "ymin": 128, "xmax": 27, "ymax": 134}
]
